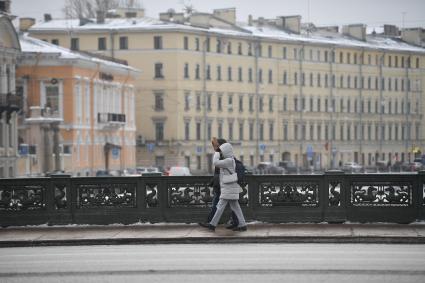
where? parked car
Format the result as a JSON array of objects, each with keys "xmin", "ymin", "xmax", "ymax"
[
  {"xmin": 95, "ymin": 170, "xmax": 111, "ymax": 177},
  {"xmin": 342, "ymin": 162, "xmax": 363, "ymax": 173},
  {"xmin": 167, "ymin": 166, "xmax": 191, "ymax": 176},
  {"xmin": 391, "ymin": 161, "xmax": 411, "ymax": 172},
  {"xmin": 256, "ymin": 162, "xmax": 285, "ymax": 174},
  {"xmin": 122, "ymin": 168, "xmax": 141, "ymax": 176},
  {"xmin": 278, "ymin": 161, "xmax": 298, "ymax": 174},
  {"xmin": 409, "ymin": 161, "xmax": 423, "ymax": 171}
]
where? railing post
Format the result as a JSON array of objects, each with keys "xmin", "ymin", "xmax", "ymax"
[
  {"xmin": 49, "ymin": 173, "xmax": 72, "ymax": 225},
  {"xmin": 323, "ymin": 170, "xmax": 346, "ymax": 223},
  {"xmin": 417, "ymin": 171, "xmax": 425, "ymax": 221}
]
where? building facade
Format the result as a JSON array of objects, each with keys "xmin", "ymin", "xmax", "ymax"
[
  {"xmin": 0, "ymin": 14, "xmax": 21, "ymax": 178},
  {"xmin": 16, "ymin": 34, "xmax": 138, "ymax": 177},
  {"xmin": 27, "ymin": 8, "xmax": 425, "ymax": 173}
]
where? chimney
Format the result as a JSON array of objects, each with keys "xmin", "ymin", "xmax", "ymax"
[
  {"xmin": 248, "ymin": 14, "xmax": 253, "ymax": 26},
  {"xmin": 19, "ymin": 17, "xmax": 36, "ymax": 32},
  {"xmin": 342, "ymin": 24, "xmax": 366, "ymax": 41},
  {"xmin": 276, "ymin": 15, "xmax": 301, "ymax": 34},
  {"xmin": 383, "ymin": 24, "xmax": 399, "ymax": 37},
  {"xmin": 96, "ymin": 10, "xmax": 105, "ymax": 24},
  {"xmin": 213, "ymin": 8, "xmax": 236, "ymax": 24},
  {"xmin": 44, "ymin": 13, "xmax": 52, "ymax": 22},
  {"xmin": 402, "ymin": 28, "xmax": 425, "ymax": 47}
]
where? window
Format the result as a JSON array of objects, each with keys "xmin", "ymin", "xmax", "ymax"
[
  {"xmin": 249, "ymin": 123, "xmax": 254, "ymax": 140},
  {"xmin": 268, "ymin": 69, "xmax": 272, "ymax": 83},
  {"xmin": 184, "ymin": 63, "xmax": 189, "ymax": 78},
  {"xmin": 218, "ymin": 122, "xmax": 223, "ymax": 137},
  {"xmin": 283, "ymin": 96, "xmax": 287, "ymax": 111},
  {"xmin": 45, "ymin": 84, "xmax": 60, "ymax": 115},
  {"xmin": 239, "ymin": 96, "xmax": 243, "ymax": 112},
  {"xmin": 238, "ymin": 67, "xmax": 242, "ymax": 82},
  {"xmin": 154, "ymin": 63, "xmax": 164, "ymax": 78},
  {"xmin": 196, "ymin": 93, "xmax": 201, "ymax": 110},
  {"xmin": 283, "ymin": 124, "xmax": 288, "ymax": 140},
  {"xmin": 238, "ymin": 42, "xmax": 242, "ymax": 55},
  {"xmin": 283, "ymin": 72, "xmax": 287, "ymax": 85},
  {"xmin": 218, "ymin": 95, "xmax": 222, "ymax": 111},
  {"xmin": 227, "ymin": 66, "xmax": 232, "ymax": 81},
  {"xmin": 283, "ymin": 47, "xmax": 287, "ymax": 59},
  {"xmin": 249, "ymin": 96, "xmax": 254, "ymax": 112},
  {"xmin": 259, "ymin": 69, "xmax": 263, "ymax": 83},
  {"xmin": 207, "ymin": 94, "xmax": 211, "ymax": 110},
  {"xmin": 248, "ymin": 68, "xmax": 253, "ymax": 82},
  {"xmin": 309, "ymin": 73, "xmax": 313, "ymax": 87},
  {"xmin": 228, "ymin": 95, "xmax": 233, "ymax": 111},
  {"xmin": 259, "ymin": 123, "xmax": 264, "ymax": 140},
  {"xmin": 269, "ymin": 96, "xmax": 273, "ymax": 112},
  {"xmin": 155, "ymin": 122, "xmax": 164, "ymax": 141},
  {"xmin": 185, "ymin": 122, "xmax": 190, "ymax": 140},
  {"xmin": 228, "ymin": 122, "xmax": 233, "ymax": 140},
  {"xmin": 119, "ymin": 36, "xmax": 128, "ymax": 49},
  {"xmin": 239, "ymin": 122, "xmax": 244, "ymax": 140},
  {"xmin": 216, "ymin": 66, "xmax": 222, "ymax": 81},
  {"xmin": 207, "ymin": 123, "xmax": 212, "ymax": 140},
  {"xmin": 196, "ymin": 122, "xmax": 201, "ymax": 140},
  {"xmin": 259, "ymin": 97, "xmax": 264, "ymax": 112},
  {"xmin": 154, "ymin": 36, "xmax": 162, "ymax": 49},
  {"xmin": 70, "ymin": 38, "xmax": 79, "ymax": 51},
  {"xmin": 317, "ymin": 98, "xmax": 321, "ymax": 112},
  {"xmin": 195, "ymin": 38, "xmax": 200, "ymax": 51},
  {"xmin": 154, "ymin": 92, "xmax": 164, "ymax": 111},
  {"xmin": 184, "ymin": 93, "xmax": 190, "ymax": 110},
  {"xmin": 206, "ymin": 65, "xmax": 211, "ymax": 80},
  {"xmin": 183, "ymin": 36, "xmax": 189, "ymax": 50},
  {"xmin": 248, "ymin": 43, "xmax": 252, "ymax": 56},
  {"xmin": 195, "ymin": 64, "xmax": 200, "ymax": 79},
  {"xmin": 294, "ymin": 72, "xmax": 298, "ymax": 85},
  {"xmin": 51, "ymin": 39, "xmax": 59, "ymax": 45},
  {"xmin": 216, "ymin": 39, "xmax": 221, "ymax": 53},
  {"xmin": 227, "ymin": 42, "xmax": 232, "ymax": 54},
  {"xmin": 269, "ymin": 123, "xmax": 274, "ymax": 141},
  {"xmin": 98, "ymin": 37, "xmax": 106, "ymax": 50},
  {"xmin": 268, "ymin": 45, "xmax": 272, "ymax": 58}
]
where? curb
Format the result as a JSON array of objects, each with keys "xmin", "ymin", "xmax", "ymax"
[{"xmin": 1, "ymin": 236, "xmax": 425, "ymax": 247}]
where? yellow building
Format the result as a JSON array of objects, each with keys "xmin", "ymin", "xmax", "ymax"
[
  {"xmin": 0, "ymin": 13, "xmax": 21, "ymax": 178},
  {"xmin": 27, "ymin": 8, "xmax": 425, "ymax": 172},
  {"xmin": 16, "ymin": 34, "xmax": 138, "ymax": 176}
]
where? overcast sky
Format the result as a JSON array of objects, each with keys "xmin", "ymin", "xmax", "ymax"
[{"xmin": 11, "ymin": 0, "xmax": 425, "ymax": 29}]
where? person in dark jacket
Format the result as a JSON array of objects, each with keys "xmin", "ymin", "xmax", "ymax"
[{"xmin": 199, "ymin": 138, "xmax": 238, "ymax": 229}]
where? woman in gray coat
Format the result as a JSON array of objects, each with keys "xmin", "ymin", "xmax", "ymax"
[{"xmin": 207, "ymin": 142, "xmax": 247, "ymax": 231}]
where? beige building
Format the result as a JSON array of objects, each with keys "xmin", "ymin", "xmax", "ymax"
[
  {"xmin": 27, "ymin": 8, "xmax": 425, "ymax": 173},
  {"xmin": 0, "ymin": 11, "xmax": 21, "ymax": 178},
  {"xmin": 15, "ymin": 33, "xmax": 138, "ymax": 177}
]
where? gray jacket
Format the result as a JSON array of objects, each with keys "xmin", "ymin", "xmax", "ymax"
[{"xmin": 213, "ymin": 143, "xmax": 241, "ymax": 200}]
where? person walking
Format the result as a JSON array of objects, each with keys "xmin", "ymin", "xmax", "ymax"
[
  {"xmin": 199, "ymin": 138, "xmax": 239, "ymax": 229},
  {"xmin": 204, "ymin": 140, "xmax": 247, "ymax": 232}
]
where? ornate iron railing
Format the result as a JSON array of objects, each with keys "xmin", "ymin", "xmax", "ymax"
[{"xmin": 0, "ymin": 171, "xmax": 424, "ymax": 226}]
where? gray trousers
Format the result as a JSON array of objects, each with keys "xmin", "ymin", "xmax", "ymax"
[{"xmin": 209, "ymin": 199, "xmax": 246, "ymax": 227}]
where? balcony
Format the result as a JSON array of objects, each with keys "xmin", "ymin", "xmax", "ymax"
[
  {"xmin": 98, "ymin": 113, "xmax": 126, "ymax": 127},
  {"xmin": 0, "ymin": 93, "xmax": 21, "ymax": 122}
]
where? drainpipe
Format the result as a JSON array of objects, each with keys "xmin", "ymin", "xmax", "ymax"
[
  {"xmin": 298, "ymin": 44, "xmax": 305, "ymax": 171},
  {"xmin": 329, "ymin": 46, "xmax": 335, "ymax": 169},
  {"xmin": 378, "ymin": 50, "xmax": 386, "ymax": 162},
  {"xmin": 110, "ymin": 30, "xmax": 116, "ymax": 58},
  {"xmin": 202, "ymin": 36, "xmax": 208, "ymax": 172},
  {"xmin": 404, "ymin": 53, "xmax": 410, "ymax": 161},
  {"xmin": 254, "ymin": 38, "xmax": 260, "ymax": 165},
  {"xmin": 358, "ymin": 48, "xmax": 364, "ymax": 164}
]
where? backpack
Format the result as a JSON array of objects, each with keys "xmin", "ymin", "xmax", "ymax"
[{"xmin": 234, "ymin": 158, "xmax": 246, "ymax": 186}]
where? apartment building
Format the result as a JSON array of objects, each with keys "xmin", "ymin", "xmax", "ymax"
[
  {"xmin": 0, "ymin": 13, "xmax": 21, "ymax": 178},
  {"xmin": 27, "ymin": 8, "xmax": 425, "ymax": 172},
  {"xmin": 16, "ymin": 32, "xmax": 138, "ymax": 176}
]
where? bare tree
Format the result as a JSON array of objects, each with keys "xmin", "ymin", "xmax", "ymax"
[{"xmin": 63, "ymin": 0, "xmax": 141, "ymax": 19}]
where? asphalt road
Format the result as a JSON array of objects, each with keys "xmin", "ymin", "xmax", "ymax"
[{"xmin": 1, "ymin": 244, "xmax": 424, "ymax": 283}]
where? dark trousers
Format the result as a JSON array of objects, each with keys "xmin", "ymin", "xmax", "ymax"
[{"xmin": 207, "ymin": 189, "xmax": 239, "ymax": 225}]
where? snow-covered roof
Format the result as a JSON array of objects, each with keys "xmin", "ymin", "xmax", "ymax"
[
  {"xmin": 19, "ymin": 34, "xmax": 138, "ymax": 72},
  {"xmin": 29, "ymin": 17, "xmax": 425, "ymax": 53}
]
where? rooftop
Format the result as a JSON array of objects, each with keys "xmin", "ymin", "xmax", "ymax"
[
  {"xmin": 27, "ymin": 10, "xmax": 425, "ymax": 54},
  {"xmin": 19, "ymin": 33, "xmax": 138, "ymax": 72}
]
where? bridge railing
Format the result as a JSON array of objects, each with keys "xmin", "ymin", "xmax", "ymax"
[{"xmin": 0, "ymin": 171, "xmax": 424, "ymax": 226}]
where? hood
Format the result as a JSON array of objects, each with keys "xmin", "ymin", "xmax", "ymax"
[{"xmin": 219, "ymin": 143, "xmax": 234, "ymax": 159}]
